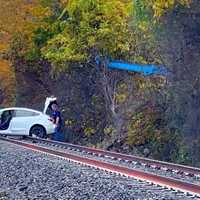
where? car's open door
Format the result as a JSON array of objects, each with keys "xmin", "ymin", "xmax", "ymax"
[
  {"xmin": 43, "ymin": 97, "xmax": 57, "ymax": 114},
  {"xmin": 0, "ymin": 110, "xmax": 13, "ymax": 135}
]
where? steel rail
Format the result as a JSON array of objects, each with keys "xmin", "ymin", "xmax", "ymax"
[
  {"xmin": 26, "ymin": 136, "xmax": 200, "ymax": 176},
  {"xmin": 1, "ymin": 136, "xmax": 200, "ymax": 197}
]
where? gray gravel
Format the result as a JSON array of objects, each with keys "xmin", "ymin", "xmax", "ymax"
[{"xmin": 0, "ymin": 140, "xmax": 199, "ymax": 200}]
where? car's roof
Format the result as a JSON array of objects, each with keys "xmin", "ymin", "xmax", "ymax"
[{"xmin": 0, "ymin": 107, "xmax": 43, "ymax": 114}]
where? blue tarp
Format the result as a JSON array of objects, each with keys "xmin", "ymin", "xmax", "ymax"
[
  {"xmin": 95, "ymin": 56, "xmax": 167, "ymax": 76},
  {"xmin": 108, "ymin": 61, "xmax": 167, "ymax": 76}
]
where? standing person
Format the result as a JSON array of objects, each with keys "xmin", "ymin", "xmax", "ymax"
[{"xmin": 51, "ymin": 103, "xmax": 64, "ymax": 141}]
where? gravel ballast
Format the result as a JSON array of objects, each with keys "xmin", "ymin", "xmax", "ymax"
[{"xmin": 0, "ymin": 140, "xmax": 199, "ymax": 200}]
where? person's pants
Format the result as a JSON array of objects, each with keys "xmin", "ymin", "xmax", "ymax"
[{"xmin": 52, "ymin": 127, "xmax": 65, "ymax": 142}]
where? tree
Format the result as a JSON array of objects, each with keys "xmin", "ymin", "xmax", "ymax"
[
  {"xmin": 40, "ymin": 0, "xmax": 134, "ymax": 138},
  {"xmin": 155, "ymin": 0, "xmax": 200, "ymax": 166},
  {"xmin": 42, "ymin": 0, "xmax": 133, "ymax": 63},
  {"xmin": 133, "ymin": 0, "xmax": 191, "ymax": 19},
  {"xmin": 0, "ymin": 0, "xmax": 51, "ymax": 53}
]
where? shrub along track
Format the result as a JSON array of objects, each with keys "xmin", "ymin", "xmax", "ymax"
[{"xmin": 0, "ymin": 136, "xmax": 200, "ymax": 198}]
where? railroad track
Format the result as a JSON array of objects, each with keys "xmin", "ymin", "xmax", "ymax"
[
  {"xmin": 25, "ymin": 136, "xmax": 200, "ymax": 176},
  {"xmin": 0, "ymin": 135, "xmax": 200, "ymax": 198}
]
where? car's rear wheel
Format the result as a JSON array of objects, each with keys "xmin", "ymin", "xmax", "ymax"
[{"xmin": 30, "ymin": 125, "xmax": 46, "ymax": 138}]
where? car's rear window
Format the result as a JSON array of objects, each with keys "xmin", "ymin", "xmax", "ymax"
[{"xmin": 14, "ymin": 110, "xmax": 40, "ymax": 117}]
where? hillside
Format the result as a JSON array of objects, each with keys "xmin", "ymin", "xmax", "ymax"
[{"xmin": 0, "ymin": 0, "xmax": 200, "ymax": 167}]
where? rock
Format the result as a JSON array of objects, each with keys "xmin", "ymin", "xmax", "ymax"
[
  {"xmin": 0, "ymin": 191, "xmax": 7, "ymax": 198},
  {"xmin": 143, "ymin": 148, "xmax": 150, "ymax": 157},
  {"xmin": 18, "ymin": 186, "xmax": 28, "ymax": 192}
]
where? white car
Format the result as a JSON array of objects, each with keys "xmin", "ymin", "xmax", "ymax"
[{"xmin": 0, "ymin": 97, "xmax": 57, "ymax": 138}]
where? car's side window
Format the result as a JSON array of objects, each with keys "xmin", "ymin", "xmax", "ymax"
[{"xmin": 14, "ymin": 110, "xmax": 40, "ymax": 117}]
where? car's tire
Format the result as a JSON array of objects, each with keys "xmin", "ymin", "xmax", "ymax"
[{"xmin": 30, "ymin": 125, "xmax": 46, "ymax": 138}]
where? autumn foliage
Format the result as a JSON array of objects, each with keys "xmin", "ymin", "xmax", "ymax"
[{"xmin": 0, "ymin": 60, "xmax": 16, "ymax": 106}]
